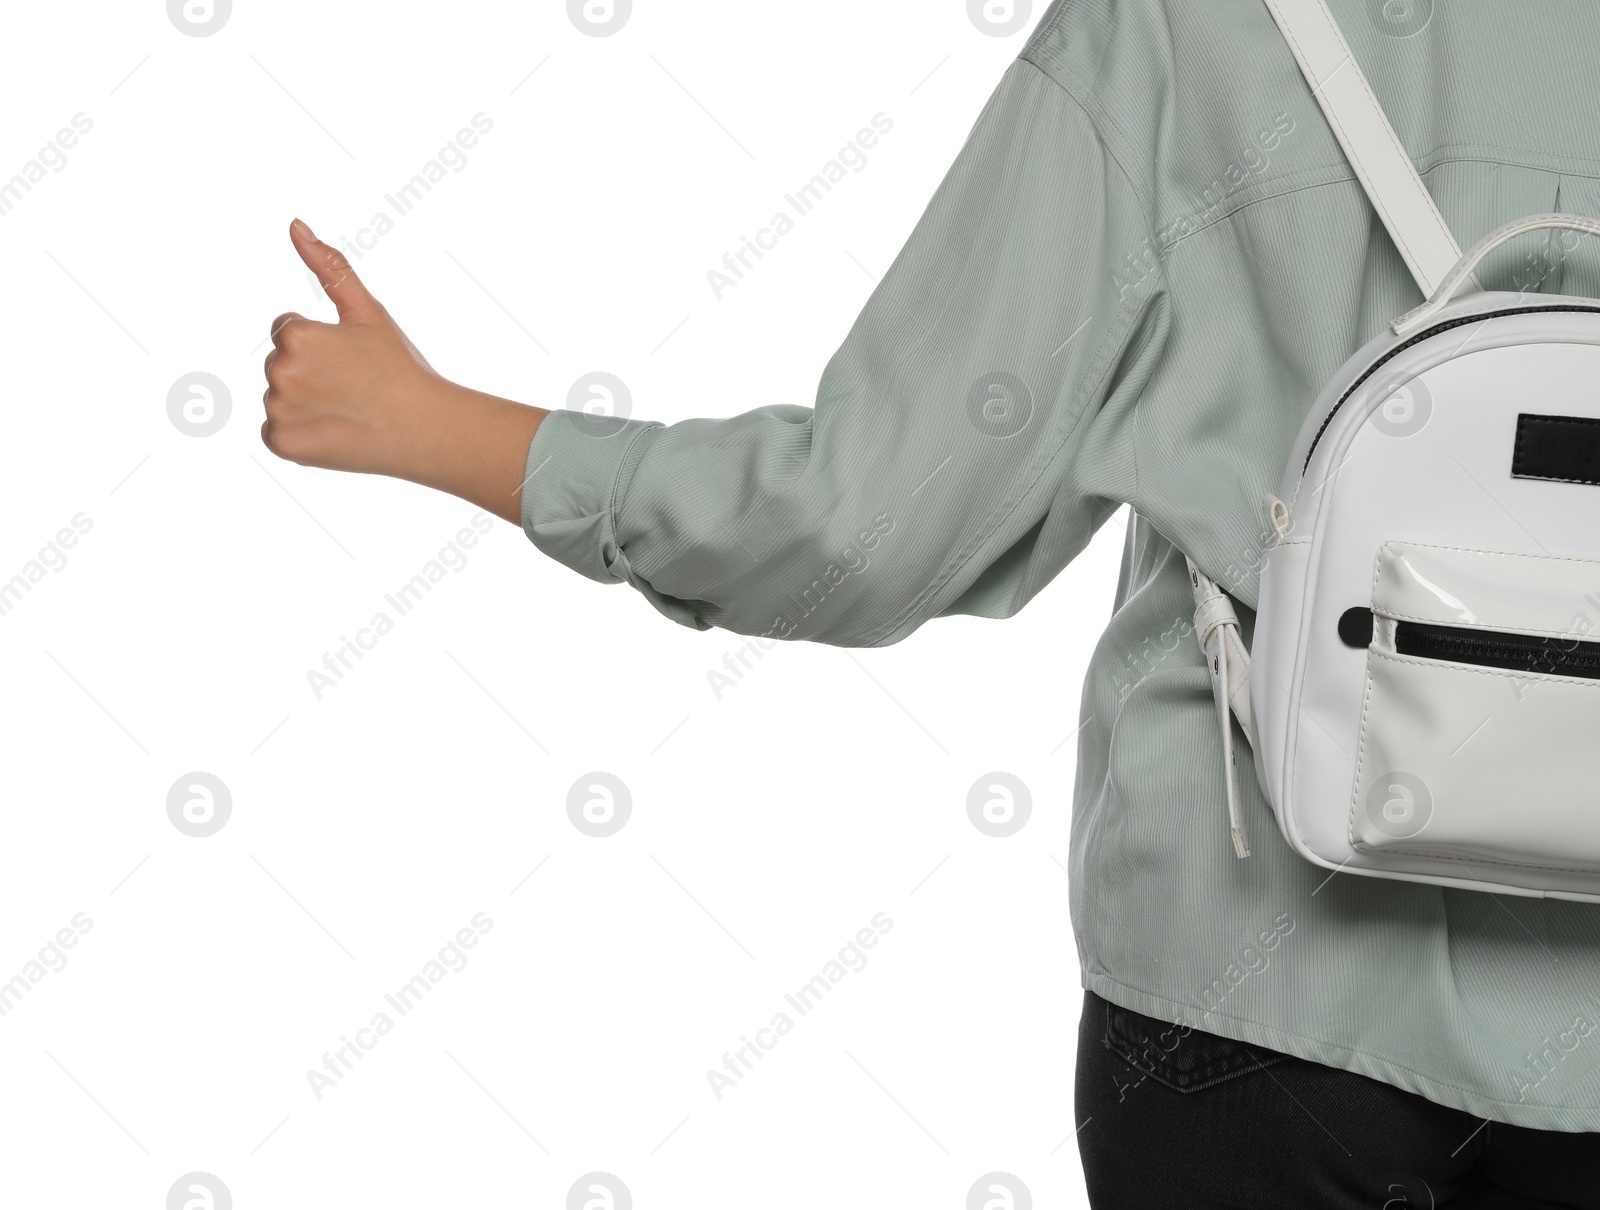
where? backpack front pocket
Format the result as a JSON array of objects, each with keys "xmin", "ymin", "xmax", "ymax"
[{"xmin": 1349, "ymin": 542, "xmax": 1600, "ymax": 870}]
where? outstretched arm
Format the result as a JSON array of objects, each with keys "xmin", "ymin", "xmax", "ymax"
[{"xmin": 263, "ymin": 59, "xmax": 1165, "ymax": 647}]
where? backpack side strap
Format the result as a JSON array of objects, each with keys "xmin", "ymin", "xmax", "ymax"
[{"xmin": 1186, "ymin": 557, "xmax": 1257, "ymax": 858}]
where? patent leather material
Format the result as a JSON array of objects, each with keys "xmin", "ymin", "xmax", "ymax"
[
  {"xmin": 1249, "ymin": 304, "xmax": 1600, "ymax": 899},
  {"xmin": 1187, "ymin": 0, "xmax": 1600, "ymax": 898},
  {"xmin": 1369, "ymin": 542, "xmax": 1600, "ymax": 638},
  {"xmin": 1350, "ymin": 543, "xmax": 1600, "ymax": 871}
]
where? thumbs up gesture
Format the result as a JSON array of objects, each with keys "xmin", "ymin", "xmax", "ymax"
[
  {"xmin": 262, "ymin": 219, "xmax": 546, "ymax": 523},
  {"xmin": 261, "ymin": 219, "xmax": 440, "ymax": 476}
]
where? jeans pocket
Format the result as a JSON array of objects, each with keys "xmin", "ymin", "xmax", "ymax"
[{"xmin": 1100, "ymin": 994, "xmax": 1289, "ymax": 1094}]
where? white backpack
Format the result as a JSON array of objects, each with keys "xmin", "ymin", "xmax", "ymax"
[{"xmin": 1191, "ymin": 0, "xmax": 1600, "ymax": 901}]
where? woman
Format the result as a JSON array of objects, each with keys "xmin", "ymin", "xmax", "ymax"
[{"xmin": 261, "ymin": 0, "xmax": 1600, "ymax": 1202}]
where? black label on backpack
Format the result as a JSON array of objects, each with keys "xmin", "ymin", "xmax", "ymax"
[{"xmin": 1513, "ymin": 413, "xmax": 1600, "ymax": 485}]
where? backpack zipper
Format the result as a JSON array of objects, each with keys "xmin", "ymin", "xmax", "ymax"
[
  {"xmin": 1302, "ymin": 304, "xmax": 1600, "ymax": 472},
  {"xmin": 1395, "ymin": 621, "xmax": 1600, "ymax": 680}
]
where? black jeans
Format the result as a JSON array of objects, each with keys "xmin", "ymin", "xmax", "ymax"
[{"xmin": 1075, "ymin": 990, "xmax": 1600, "ymax": 1209}]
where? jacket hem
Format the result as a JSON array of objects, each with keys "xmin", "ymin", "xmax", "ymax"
[{"xmin": 1082, "ymin": 969, "xmax": 1600, "ymax": 1134}]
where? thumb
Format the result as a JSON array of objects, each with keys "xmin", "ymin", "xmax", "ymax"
[{"xmin": 290, "ymin": 218, "xmax": 383, "ymax": 324}]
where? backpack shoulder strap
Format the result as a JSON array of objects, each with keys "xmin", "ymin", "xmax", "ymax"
[
  {"xmin": 1184, "ymin": 4, "xmax": 1477, "ymax": 854},
  {"xmin": 1262, "ymin": 0, "xmax": 1465, "ymax": 295}
]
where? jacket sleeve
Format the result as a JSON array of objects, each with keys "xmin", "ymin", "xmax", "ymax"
[{"xmin": 520, "ymin": 56, "xmax": 1167, "ymax": 647}]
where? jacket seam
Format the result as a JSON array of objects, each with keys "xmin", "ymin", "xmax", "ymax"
[
  {"xmin": 1156, "ymin": 148, "xmax": 1600, "ymax": 255},
  {"xmin": 1025, "ymin": 46, "xmax": 1600, "ymax": 256},
  {"xmin": 1421, "ymin": 144, "xmax": 1600, "ymax": 181},
  {"xmin": 1162, "ymin": 173, "xmax": 1369, "ymax": 252},
  {"xmin": 606, "ymin": 423, "xmax": 663, "ymax": 551},
  {"xmin": 1272, "ymin": 0, "xmax": 1441, "ymax": 278},
  {"xmin": 1022, "ymin": 0, "xmax": 1071, "ymax": 50},
  {"xmin": 1015, "ymin": 52, "xmax": 1157, "ymax": 230}
]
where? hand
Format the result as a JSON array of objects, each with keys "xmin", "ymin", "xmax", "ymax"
[
  {"xmin": 262, "ymin": 219, "xmax": 547, "ymax": 524},
  {"xmin": 262, "ymin": 219, "xmax": 443, "ymax": 478}
]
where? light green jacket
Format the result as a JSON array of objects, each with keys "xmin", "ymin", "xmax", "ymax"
[{"xmin": 522, "ymin": 0, "xmax": 1600, "ymax": 1130}]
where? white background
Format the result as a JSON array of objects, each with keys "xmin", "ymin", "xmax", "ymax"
[{"xmin": 0, "ymin": 1, "xmax": 1127, "ymax": 1206}]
